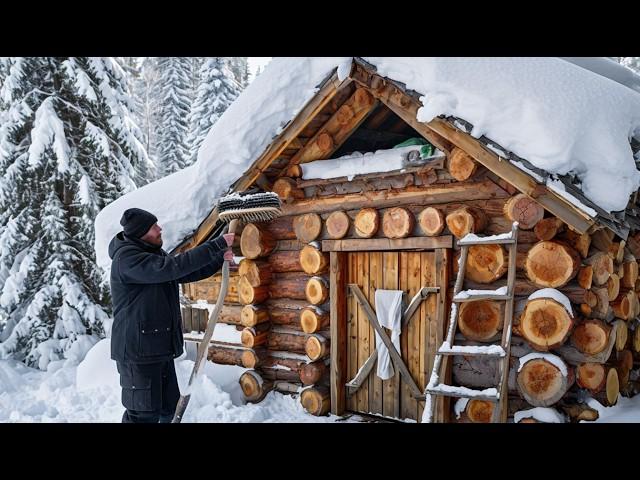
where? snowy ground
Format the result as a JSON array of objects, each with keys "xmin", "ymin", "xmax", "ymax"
[
  {"xmin": 0, "ymin": 339, "xmax": 361, "ymax": 423},
  {"xmin": 1, "ymin": 338, "xmax": 638, "ymax": 423}
]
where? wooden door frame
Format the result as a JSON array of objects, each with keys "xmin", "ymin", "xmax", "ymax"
[{"xmin": 327, "ymin": 236, "xmax": 452, "ymax": 420}]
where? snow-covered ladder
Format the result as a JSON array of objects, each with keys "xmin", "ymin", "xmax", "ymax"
[{"xmin": 423, "ymin": 222, "xmax": 519, "ymax": 423}]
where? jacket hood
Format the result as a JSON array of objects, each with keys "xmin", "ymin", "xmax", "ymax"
[{"xmin": 108, "ymin": 231, "xmax": 164, "ymax": 260}]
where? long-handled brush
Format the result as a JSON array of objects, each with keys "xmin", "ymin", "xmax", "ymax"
[{"xmin": 172, "ymin": 191, "xmax": 281, "ymax": 423}]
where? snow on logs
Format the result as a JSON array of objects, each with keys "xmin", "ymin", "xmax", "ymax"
[
  {"xmin": 525, "ymin": 241, "xmax": 580, "ymax": 288},
  {"xmin": 503, "ymin": 194, "xmax": 544, "ymax": 230}
]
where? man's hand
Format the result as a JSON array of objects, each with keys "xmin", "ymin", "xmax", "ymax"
[
  {"xmin": 223, "ymin": 249, "xmax": 235, "ymax": 264},
  {"xmin": 223, "ymin": 233, "xmax": 235, "ymax": 247}
]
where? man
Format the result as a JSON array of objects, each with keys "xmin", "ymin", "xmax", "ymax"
[{"xmin": 108, "ymin": 207, "xmax": 234, "ymax": 423}]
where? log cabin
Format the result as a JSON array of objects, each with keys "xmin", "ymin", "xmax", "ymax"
[{"xmin": 167, "ymin": 58, "xmax": 640, "ymax": 423}]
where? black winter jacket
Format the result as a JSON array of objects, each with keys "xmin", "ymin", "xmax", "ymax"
[{"xmin": 108, "ymin": 232, "xmax": 227, "ymax": 364}]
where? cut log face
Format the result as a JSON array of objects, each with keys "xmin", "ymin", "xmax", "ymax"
[
  {"xmin": 305, "ymin": 277, "xmax": 329, "ymax": 305},
  {"xmin": 584, "ymin": 252, "xmax": 613, "ymax": 287},
  {"xmin": 300, "ymin": 386, "xmax": 331, "ymax": 416},
  {"xmin": 241, "ymin": 223, "xmax": 276, "ymax": 259},
  {"xmin": 503, "ymin": 194, "xmax": 545, "ymax": 230},
  {"xmin": 299, "ymin": 245, "xmax": 329, "ymax": 275},
  {"xmin": 634, "ymin": 326, "xmax": 640, "ymax": 353},
  {"xmin": 576, "ymin": 363, "xmax": 606, "ymax": 393},
  {"xmin": 382, "ymin": 207, "xmax": 415, "ymax": 239},
  {"xmin": 239, "ymin": 371, "xmax": 272, "ymax": 402},
  {"xmin": 305, "ymin": 334, "xmax": 330, "ymax": 361},
  {"xmin": 240, "ymin": 305, "xmax": 270, "ymax": 327},
  {"xmin": 608, "ymin": 274, "xmax": 622, "ymax": 306},
  {"xmin": 446, "ymin": 206, "xmax": 487, "ymax": 239},
  {"xmin": 534, "ymin": 217, "xmax": 565, "ymax": 241},
  {"xmin": 238, "ymin": 276, "xmax": 270, "ymax": 305},
  {"xmin": 516, "ymin": 356, "xmax": 570, "ymax": 407},
  {"xmin": 603, "ymin": 368, "xmax": 619, "ymax": 406},
  {"xmin": 325, "ymin": 211, "xmax": 350, "ymax": 239},
  {"xmin": 577, "ymin": 265, "xmax": 593, "ymax": 290},
  {"xmin": 354, "ymin": 208, "xmax": 379, "ymax": 238},
  {"xmin": 613, "ymin": 320, "xmax": 628, "ymax": 351},
  {"xmin": 525, "ymin": 241, "xmax": 580, "ymax": 288},
  {"xmin": 622, "ymin": 260, "xmax": 639, "ymax": 289},
  {"xmin": 519, "ymin": 298, "xmax": 574, "ymax": 351},
  {"xmin": 465, "ymin": 244, "xmax": 508, "ymax": 284},
  {"xmin": 418, "ymin": 207, "xmax": 445, "ymax": 236},
  {"xmin": 458, "ymin": 301, "xmax": 503, "ymax": 341},
  {"xmin": 611, "ymin": 290, "xmax": 634, "ymax": 320},
  {"xmin": 293, "ymin": 213, "xmax": 323, "ymax": 243},
  {"xmin": 560, "ymin": 229, "xmax": 591, "ymax": 259},
  {"xmin": 272, "ymin": 178, "xmax": 304, "ymax": 203},
  {"xmin": 238, "ymin": 259, "xmax": 272, "ymax": 287},
  {"xmin": 571, "ymin": 319, "xmax": 610, "ymax": 355},
  {"xmin": 466, "ymin": 399, "xmax": 494, "ymax": 423},
  {"xmin": 447, "ymin": 147, "xmax": 478, "ymax": 182},
  {"xmin": 300, "ymin": 307, "xmax": 329, "ymax": 334}
]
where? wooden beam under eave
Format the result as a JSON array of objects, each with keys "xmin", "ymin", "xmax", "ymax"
[{"xmin": 171, "ymin": 71, "xmax": 352, "ymax": 254}]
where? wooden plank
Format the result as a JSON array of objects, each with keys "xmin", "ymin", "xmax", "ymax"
[
  {"xmin": 419, "ymin": 251, "xmax": 435, "ymax": 421},
  {"xmin": 382, "ymin": 253, "xmax": 399, "ymax": 418},
  {"xmin": 282, "ymin": 179, "xmax": 508, "ymax": 216},
  {"xmin": 330, "ymin": 251, "xmax": 348, "ymax": 416},
  {"xmin": 172, "ymin": 70, "xmax": 351, "ymax": 254},
  {"xmin": 356, "ymin": 252, "xmax": 369, "ymax": 413},
  {"xmin": 181, "ymin": 306, "xmax": 192, "ymax": 333},
  {"xmin": 369, "ymin": 251, "xmax": 384, "ymax": 416},
  {"xmin": 347, "ymin": 252, "xmax": 358, "ymax": 412},
  {"xmin": 399, "ymin": 252, "xmax": 411, "ymax": 420},
  {"xmin": 434, "ymin": 248, "xmax": 452, "ymax": 423},
  {"xmin": 407, "ymin": 252, "xmax": 422, "ymax": 421},
  {"xmin": 322, "ymin": 236, "xmax": 453, "ymax": 252}
]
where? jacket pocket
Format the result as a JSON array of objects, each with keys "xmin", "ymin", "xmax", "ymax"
[
  {"xmin": 139, "ymin": 326, "xmax": 173, "ymax": 357},
  {"xmin": 118, "ymin": 364, "xmax": 154, "ymax": 411}
]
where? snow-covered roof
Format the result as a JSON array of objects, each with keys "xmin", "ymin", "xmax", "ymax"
[{"xmin": 95, "ymin": 57, "xmax": 640, "ymax": 272}]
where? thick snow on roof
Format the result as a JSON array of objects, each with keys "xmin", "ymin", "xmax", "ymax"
[{"xmin": 95, "ymin": 57, "xmax": 640, "ymax": 271}]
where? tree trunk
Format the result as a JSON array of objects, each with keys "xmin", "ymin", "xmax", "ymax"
[
  {"xmin": 465, "ymin": 244, "xmax": 507, "ymax": 284},
  {"xmin": 293, "ymin": 213, "xmax": 322, "ymax": 243},
  {"xmin": 299, "ymin": 244, "xmax": 329, "ymax": 275},
  {"xmin": 354, "ymin": 208, "xmax": 379, "ymax": 238},
  {"xmin": 458, "ymin": 301, "xmax": 503, "ymax": 341},
  {"xmin": 240, "ymin": 305, "xmax": 270, "ymax": 328},
  {"xmin": 583, "ymin": 252, "xmax": 613, "ymax": 286},
  {"xmin": 306, "ymin": 276, "xmax": 329, "ymax": 305},
  {"xmin": 503, "ymin": 194, "xmax": 544, "ymax": 230},
  {"xmin": 570, "ymin": 319, "xmax": 611, "ymax": 355},
  {"xmin": 300, "ymin": 386, "xmax": 331, "ymax": 416},
  {"xmin": 534, "ymin": 217, "xmax": 565, "ymax": 241},
  {"xmin": 516, "ymin": 355, "xmax": 572, "ymax": 407},
  {"xmin": 382, "ymin": 207, "xmax": 415, "ymax": 239},
  {"xmin": 519, "ymin": 298, "xmax": 574, "ymax": 351},
  {"xmin": 300, "ymin": 306, "xmax": 330, "ymax": 334},
  {"xmin": 305, "ymin": 333, "xmax": 330, "ymax": 361},
  {"xmin": 447, "ymin": 147, "xmax": 478, "ymax": 181},
  {"xmin": 445, "ymin": 206, "xmax": 488, "ymax": 239},
  {"xmin": 525, "ymin": 241, "xmax": 580, "ymax": 288},
  {"xmin": 418, "ymin": 207, "xmax": 445, "ymax": 236},
  {"xmin": 272, "ymin": 177, "xmax": 304, "ymax": 203},
  {"xmin": 238, "ymin": 259, "xmax": 272, "ymax": 287},
  {"xmin": 325, "ymin": 211, "xmax": 350, "ymax": 239},
  {"xmin": 241, "ymin": 223, "xmax": 277, "ymax": 259}
]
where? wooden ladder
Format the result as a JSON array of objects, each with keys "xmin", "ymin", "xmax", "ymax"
[{"xmin": 423, "ymin": 221, "xmax": 519, "ymax": 423}]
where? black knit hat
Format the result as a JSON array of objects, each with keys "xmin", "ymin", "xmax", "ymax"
[{"xmin": 120, "ymin": 208, "xmax": 158, "ymax": 239}]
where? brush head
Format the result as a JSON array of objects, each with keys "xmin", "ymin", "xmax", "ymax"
[{"xmin": 218, "ymin": 191, "xmax": 282, "ymax": 223}]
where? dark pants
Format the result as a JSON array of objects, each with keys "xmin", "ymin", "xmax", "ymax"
[{"xmin": 116, "ymin": 360, "xmax": 180, "ymax": 423}]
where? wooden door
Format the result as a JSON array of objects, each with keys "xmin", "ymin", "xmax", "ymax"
[{"xmin": 346, "ymin": 250, "xmax": 446, "ymax": 422}]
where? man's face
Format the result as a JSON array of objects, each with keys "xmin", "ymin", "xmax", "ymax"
[{"xmin": 140, "ymin": 223, "xmax": 163, "ymax": 247}]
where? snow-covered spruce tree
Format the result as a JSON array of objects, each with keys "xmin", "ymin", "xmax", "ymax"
[
  {"xmin": 186, "ymin": 58, "xmax": 242, "ymax": 166},
  {"xmin": 154, "ymin": 57, "xmax": 192, "ymax": 176},
  {"xmin": 226, "ymin": 57, "xmax": 249, "ymax": 87},
  {"xmin": 621, "ymin": 57, "xmax": 640, "ymax": 74},
  {"xmin": 0, "ymin": 57, "xmax": 149, "ymax": 369}
]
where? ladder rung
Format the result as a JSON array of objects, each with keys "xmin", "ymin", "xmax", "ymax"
[
  {"xmin": 457, "ymin": 237, "xmax": 516, "ymax": 246},
  {"xmin": 437, "ymin": 343, "xmax": 506, "ymax": 357},
  {"xmin": 426, "ymin": 383, "xmax": 499, "ymax": 402},
  {"xmin": 453, "ymin": 293, "xmax": 511, "ymax": 303}
]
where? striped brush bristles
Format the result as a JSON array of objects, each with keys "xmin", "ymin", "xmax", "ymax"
[{"xmin": 218, "ymin": 192, "xmax": 282, "ymax": 223}]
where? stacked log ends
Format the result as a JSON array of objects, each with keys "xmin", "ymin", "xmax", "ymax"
[
  {"xmin": 458, "ymin": 301, "xmax": 503, "ymax": 341},
  {"xmin": 465, "ymin": 244, "xmax": 508, "ymax": 284},
  {"xmin": 354, "ymin": 208, "xmax": 379, "ymax": 238},
  {"xmin": 584, "ymin": 252, "xmax": 613, "ymax": 286},
  {"xmin": 613, "ymin": 320, "xmax": 628, "ymax": 351},
  {"xmin": 382, "ymin": 207, "xmax": 415, "ymax": 239},
  {"xmin": 238, "ymin": 259, "xmax": 272, "ymax": 287},
  {"xmin": 595, "ymin": 368, "xmax": 619, "ymax": 406},
  {"xmin": 570, "ymin": 319, "xmax": 610, "ymax": 355},
  {"xmin": 418, "ymin": 207, "xmax": 445, "ymax": 236},
  {"xmin": 272, "ymin": 178, "xmax": 304, "ymax": 203},
  {"xmin": 503, "ymin": 194, "xmax": 544, "ymax": 230},
  {"xmin": 305, "ymin": 334, "xmax": 330, "ymax": 361},
  {"xmin": 560, "ymin": 229, "xmax": 591, "ymax": 259},
  {"xmin": 519, "ymin": 297, "xmax": 574, "ymax": 351},
  {"xmin": 239, "ymin": 370, "xmax": 272, "ymax": 402},
  {"xmin": 534, "ymin": 217, "xmax": 565, "ymax": 241},
  {"xmin": 306, "ymin": 277, "xmax": 329, "ymax": 305},
  {"xmin": 241, "ymin": 349, "xmax": 268, "ymax": 369},
  {"xmin": 300, "ymin": 361, "xmax": 327, "ymax": 386},
  {"xmin": 293, "ymin": 213, "xmax": 322, "ymax": 243},
  {"xmin": 325, "ymin": 211, "xmax": 350, "ymax": 239},
  {"xmin": 447, "ymin": 147, "xmax": 478, "ymax": 182},
  {"xmin": 300, "ymin": 307, "xmax": 330, "ymax": 334},
  {"xmin": 238, "ymin": 276, "xmax": 270, "ymax": 305},
  {"xmin": 516, "ymin": 354, "xmax": 571, "ymax": 407},
  {"xmin": 240, "ymin": 305, "xmax": 270, "ymax": 327},
  {"xmin": 445, "ymin": 206, "xmax": 487, "ymax": 239},
  {"xmin": 576, "ymin": 363, "xmax": 606, "ymax": 393},
  {"xmin": 525, "ymin": 241, "xmax": 580, "ymax": 288},
  {"xmin": 299, "ymin": 245, "xmax": 329, "ymax": 275},
  {"xmin": 466, "ymin": 399, "xmax": 494, "ymax": 423},
  {"xmin": 241, "ymin": 223, "xmax": 276, "ymax": 259},
  {"xmin": 300, "ymin": 386, "xmax": 331, "ymax": 416}
]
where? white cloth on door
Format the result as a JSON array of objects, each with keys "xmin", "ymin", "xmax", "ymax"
[{"xmin": 374, "ymin": 289, "xmax": 404, "ymax": 381}]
